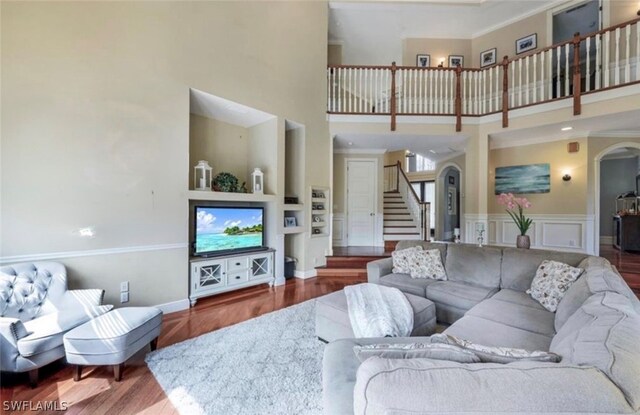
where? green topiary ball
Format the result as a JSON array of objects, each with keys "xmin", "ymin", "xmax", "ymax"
[{"xmin": 213, "ymin": 172, "xmax": 239, "ymax": 192}]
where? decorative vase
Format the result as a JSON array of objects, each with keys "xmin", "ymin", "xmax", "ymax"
[{"xmin": 516, "ymin": 235, "xmax": 531, "ymax": 249}]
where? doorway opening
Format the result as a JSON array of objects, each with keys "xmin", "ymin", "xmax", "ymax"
[
  {"xmin": 551, "ymin": 0, "xmax": 602, "ymax": 95},
  {"xmin": 594, "ymin": 142, "xmax": 640, "ymax": 255},
  {"xmin": 436, "ymin": 164, "xmax": 462, "ymax": 242}
]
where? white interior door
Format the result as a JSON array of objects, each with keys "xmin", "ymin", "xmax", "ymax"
[{"xmin": 347, "ymin": 159, "xmax": 377, "ymax": 246}]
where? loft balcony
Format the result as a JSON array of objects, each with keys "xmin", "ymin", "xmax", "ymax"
[{"xmin": 327, "ymin": 17, "xmax": 640, "ymax": 131}]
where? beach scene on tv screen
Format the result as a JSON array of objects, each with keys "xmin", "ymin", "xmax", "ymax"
[{"xmin": 196, "ymin": 208, "xmax": 263, "ymax": 253}]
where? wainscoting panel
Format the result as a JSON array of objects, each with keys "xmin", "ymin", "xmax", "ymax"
[
  {"xmin": 332, "ymin": 213, "xmax": 346, "ymax": 247},
  {"xmin": 480, "ymin": 214, "xmax": 594, "ymax": 254}
]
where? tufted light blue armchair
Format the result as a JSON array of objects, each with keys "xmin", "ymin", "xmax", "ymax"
[{"xmin": 0, "ymin": 262, "xmax": 112, "ymax": 387}]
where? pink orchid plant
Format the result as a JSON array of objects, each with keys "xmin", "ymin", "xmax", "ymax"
[{"xmin": 497, "ymin": 193, "xmax": 533, "ymax": 236}]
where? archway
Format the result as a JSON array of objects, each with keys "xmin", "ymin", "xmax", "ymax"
[
  {"xmin": 593, "ymin": 141, "xmax": 640, "ymax": 255},
  {"xmin": 435, "ymin": 162, "xmax": 463, "ymax": 241}
]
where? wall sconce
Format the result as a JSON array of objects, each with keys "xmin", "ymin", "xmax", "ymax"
[{"xmin": 562, "ymin": 173, "xmax": 572, "ymax": 182}]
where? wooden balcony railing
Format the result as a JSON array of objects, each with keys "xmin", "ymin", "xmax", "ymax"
[{"xmin": 327, "ymin": 17, "xmax": 640, "ymax": 131}]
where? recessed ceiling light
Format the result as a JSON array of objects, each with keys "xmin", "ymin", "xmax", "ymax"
[
  {"xmin": 429, "ymin": 149, "xmax": 436, "ymax": 154},
  {"xmin": 348, "ymin": 142, "xmax": 353, "ymax": 146},
  {"xmin": 561, "ymin": 126, "xmax": 573, "ymax": 131}
]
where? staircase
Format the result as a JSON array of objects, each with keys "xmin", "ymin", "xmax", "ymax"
[
  {"xmin": 383, "ymin": 161, "xmax": 430, "ymax": 251},
  {"xmin": 383, "ymin": 191, "xmax": 422, "ymax": 241}
]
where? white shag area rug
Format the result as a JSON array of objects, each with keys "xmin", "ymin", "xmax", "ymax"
[{"xmin": 145, "ymin": 299, "xmax": 324, "ymax": 415}]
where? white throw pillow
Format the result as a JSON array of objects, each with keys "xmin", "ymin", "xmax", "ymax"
[
  {"xmin": 409, "ymin": 249, "xmax": 447, "ymax": 280},
  {"xmin": 526, "ymin": 260, "xmax": 584, "ymax": 312},
  {"xmin": 391, "ymin": 246, "xmax": 423, "ymax": 274}
]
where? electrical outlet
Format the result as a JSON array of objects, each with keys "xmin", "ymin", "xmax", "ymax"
[
  {"xmin": 313, "ymin": 257, "xmax": 318, "ymax": 265},
  {"xmin": 120, "ymin": 292, "xmax": 129, "ymax": 303},
  {"xmin": 569, "ymin": 240, "xmax": 575, "ymax": 247},
  {"xmin": 120, "ymin": 281, "xmax": 129, "ymax": 292}
]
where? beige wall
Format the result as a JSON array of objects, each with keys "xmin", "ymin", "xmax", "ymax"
[
  {"xmin": 403, "ymin": 38, "xmax": 472, "ymax": 68},
  {"xmin": 328, "ymin": 44, "xmax": 343, "ymax": 65},
  {"xmin": 1, "ymin": 1, "xmax": 329, "ymax": 307},
  {"xmin": 489, "ymin": 138, "xmax": 588, "ymax": 214},
  {"xmin": 384, "ymin": 150, "xmax": 406, "ymax": 169},
  {"xmin": 472, "ymin": 11, "xmax": 548, "ymax": 67},
  {"xmin": 610, "ymin": 0, "xmax": 640, "ymax": 26},
  {"xmin": 189, "ymin": 115, "xmax": 250, "ymax": 188}
]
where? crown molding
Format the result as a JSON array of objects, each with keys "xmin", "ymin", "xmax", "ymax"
[
  {"xmin": 471, "ymin": 0, "xmax": 566, "ymax": 39},
  {"xmin": 589, "ymin": 130, "xmax": 640, "ymax": 138},
  {"xmin": 333, "ymin": 148, "xmax": 387, "ymax": 154},
  {"xmin": 490, "ymin": 131, "xmax": 584, "ymax": 150}
]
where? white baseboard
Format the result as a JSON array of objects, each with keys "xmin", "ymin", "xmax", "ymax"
[
  {"xmin": 600, "ymin": 236, "xmax": 614, "ymax": 245},
  {"xmin": 294, "ymin": 269, "xmax": 318, "ymax": 279},
  {"xmin": 155, "ymin": 298, "xmax": 190, "ymax": 314}
]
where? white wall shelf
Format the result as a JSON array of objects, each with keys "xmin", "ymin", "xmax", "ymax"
[
  {"xmin": 310, "ymin": 186, "xmax": 330, "ymax": 238},
  {"xmin": 188, "ymin": 190, "xmax": 276, "ymax": 202},
  {"xmin": 283, "ymin": 204, "xmax": 304, "ymax": 211},
  {"xmin": 283, "ymin": 226, "xmax": 305, "ymax": 234}
]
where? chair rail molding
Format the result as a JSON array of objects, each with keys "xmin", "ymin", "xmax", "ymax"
[{"xmin": 0, "ymin": 243, "xmax": 188, "ymax": 265}]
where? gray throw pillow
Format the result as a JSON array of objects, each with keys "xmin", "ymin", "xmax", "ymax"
[
  {"xmin": 431, "ymin": 333, "xmax": 561, "ymax": 364},
  {"xmin": 353, "ymin": 342, "xmax": 481, "ymax": 363}
]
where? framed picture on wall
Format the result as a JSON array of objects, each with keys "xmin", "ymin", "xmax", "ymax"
[
  {"xmin": 480, "ymin": 48, "xmax": 497, "ymax": 68},
  {"xmin": 516, "ymin": 33, "xmax": 537, "ymax": 55},
  {"xmin": 284, "ymin": 217, "xmax": 297, "ymax": 227},
  {"xmin": 447, "ymin": 187, "xmax": 457, "ymax": 215},
  {"xmin": 448, "ymin": 55, "xmax": 464, "ymax": 68},
  {"xmin": 416, "ymin": 54, "xmax": 430, "ymax": 68}
]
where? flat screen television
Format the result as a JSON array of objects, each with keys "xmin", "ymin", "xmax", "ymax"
[{"xmin": 193, "ymin": 206, "xmax": 265, "ymax": 257}]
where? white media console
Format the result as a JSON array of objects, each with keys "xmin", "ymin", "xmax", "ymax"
[{"xmin": 189, "ymin": 249, "xmax": 275, "ymax": 306}]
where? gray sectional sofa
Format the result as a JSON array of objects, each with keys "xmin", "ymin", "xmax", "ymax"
[{"xmin": 322, "ymin": 241, "xmax": 640, "ymax": 414}]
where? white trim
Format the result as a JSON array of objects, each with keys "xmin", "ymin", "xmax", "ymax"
[
  {"xmin": 155, "ymin": 299, "xmax": 190, "ymax": 314},
  {"xmin": 463, "ymin": 214, "xmax": 489, "ymax": 244},
  {"xmin": 328, "ymin": 114, "xmax": 389, "ymax": 124},
  {"xmin": 590, "ymin": 130, "xmax": 640, "ymax": 138},
  {"xmin": 582, "ymin": 83, "xmax": 640, "ymax": 104},
  {"xmin": 472, "ymin": 0, "xmax": 565, "ymax": 39},
  {"xmin": 593, "ymin": 141, "xmax": 640, "ymax": 256},
  {"xmin": 490, "ymin": 131, "xmax": 584, "ymax": 150},
  {"xmin": 334, "ymin": 148, "xmax": 387, "ymax": 155},
  {"xmin": 0, "ymin": 243, "xmax": 188, "ymax": 265},
  {"xmin": 294, "ymin": 269, "xmax": 318, "ymax": 279}
]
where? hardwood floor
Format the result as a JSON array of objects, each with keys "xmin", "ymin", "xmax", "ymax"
[
  {"xmin": 0, "ymin": 275, "xmax": 365, "ymax": 415},
  {"xmin": 599, "ymin": 244, "xmax": 640, "ymax": 296}
]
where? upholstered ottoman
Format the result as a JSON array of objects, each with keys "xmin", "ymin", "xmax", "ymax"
[
  {"xmin": 63, "ymin": 307, "xmax": 162, "ymax": 381},
  {"xmin": 315, "ymin": 289, "xmax": 436, "ymax": 342}
]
